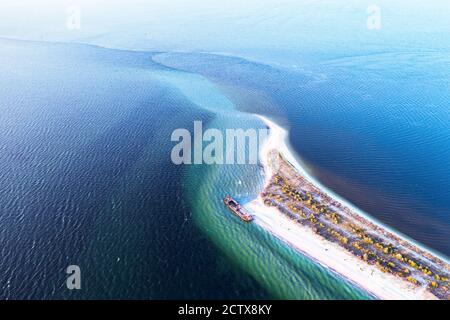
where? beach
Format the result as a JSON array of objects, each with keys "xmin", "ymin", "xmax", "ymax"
[{"xmin": 246, "ymin": 115, "xmax": 445, "ymax": 300}]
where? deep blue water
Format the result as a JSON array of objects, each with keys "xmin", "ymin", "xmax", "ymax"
[
  {"xmin": 1, "ymin": 36, "xmax": 449, "ymax": 299},
  {"xmin": 1, "ymin": 0, "xmax": 449, "ymax": 301}
]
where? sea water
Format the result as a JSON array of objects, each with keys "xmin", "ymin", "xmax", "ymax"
[{"xmin": 1, "ymin": 0, "xmax": 449, "ymax": 299}]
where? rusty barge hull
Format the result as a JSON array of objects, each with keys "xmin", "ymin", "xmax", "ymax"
[{"xmin": 223, "ymin": 196, "xmax": 254, "ymax": 222}]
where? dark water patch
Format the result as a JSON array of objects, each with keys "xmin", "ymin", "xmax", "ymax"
[{"xmin": 0, "ymin": 39, "xmax": 269, "ymax": 299}]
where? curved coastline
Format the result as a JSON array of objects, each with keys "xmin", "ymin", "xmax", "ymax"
[
  {"xmin": 255, "ymin": 114, "xmax": 450, "ymax": 265},
  {"xmin": 246, "ymin": 114, "xmax": 449, "ymax": 299},
  {"xmin": 147, "ymin": 49, "xmax": 373, "ymax": 299}
]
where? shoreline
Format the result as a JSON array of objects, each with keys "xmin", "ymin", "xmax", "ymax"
[
  {"xmin": 246, "ymin": 114, "xmax": 448, "ymax": 300},
  {"xmin": 246, "ymin": 197, "xmax": 434, "ymax": 299},
  {"xmin": 255, "ymin": 114, "xmax": 450, "ymax": 264}
]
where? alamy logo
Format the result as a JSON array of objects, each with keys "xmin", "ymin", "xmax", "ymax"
[
  {"xmin": 171, "ymin": 121, "xmax": 268, "ymax": 165},
  {"xmin": 66, "ymin": 265, "xmax": 81, "ymax": 290},
  {"xmin": 66, "ymin": 6, "xmax": 81, "ymax": 31},
  {"xmin": 367, "ymin": 5, "xmax": 382, "ymax": 30}
]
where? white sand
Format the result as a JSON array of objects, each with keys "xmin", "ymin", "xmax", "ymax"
[{"xmin": 247, "ymin": 114, "xmax": 438, "ymax": 300}]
